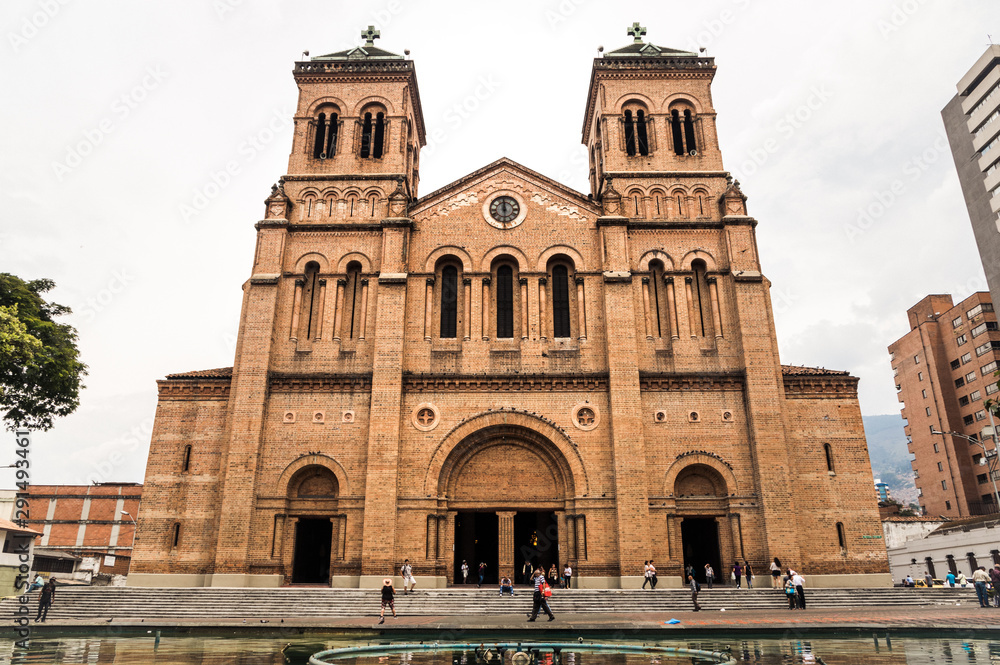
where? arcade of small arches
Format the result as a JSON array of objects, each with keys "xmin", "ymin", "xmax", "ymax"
[{"xmin": 283, "ymin": 247, "xmax": 728, "ymax": 348}]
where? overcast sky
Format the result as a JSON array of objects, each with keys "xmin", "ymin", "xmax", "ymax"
[{"xmin": 2, "ymin": 0, "xmax": 998, "ymax": 485}]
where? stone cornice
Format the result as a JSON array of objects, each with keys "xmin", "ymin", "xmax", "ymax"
[
  {"xmin": 269, "ymin": 373, "xmax": 373, "ymax": 393},
  {"xmin": 639, "ymin": 372, "xmax": 745, "ymax": 391},
  {"xmin": 403, "ymin": 373, "xmax": 608, "ymax": 392},
  {"xmin": 782, "ymin": 374, "xmax": 859, "ymax": 399},
  {"xmin": 282, "ymin": 173, "xmax": 409, "ymax": 182},
  {"xmin": 627, "ymin": 219, "xmax": 756, "ymax": 230}
]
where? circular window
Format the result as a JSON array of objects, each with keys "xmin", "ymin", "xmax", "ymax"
[
  {"xmin": 571, "ymin": 403, "xmax": 600, "ymax": 431},
  {"xmin": 412, "ymin": 403, "xmax": 441, "ymax": 431}
]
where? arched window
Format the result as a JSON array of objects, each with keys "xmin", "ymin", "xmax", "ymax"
[
  {"xmin": 552, "ymin": 265, "xmax": 571, "ymax": 338},
  {"xmin": 629, "ymin": 191, "xmax": 645, "ymax": 218},
  {"xmin": 496, "ymin": 265, "xmax": 514, "ymax": 339},
  {"xmin": 298, "ymin": 261, "xmax": 322, "ymax": 340},
  {"xmin": 946, "ymin": 554, "xmax": 958, "ymax": 576},
  {"xmin": 360, "ymin": 112, "xmax": 373, "ymax": 158},
  {"xmin": 312, "ymin": 111, "xmax": 339, "ymax": 159},
  {"xmin": 373, "ymin": 112, "xmax": 385, "ymax": 158},
  {"xmin": 684, "ymin": 110, "xmax": 698, "ymax": 153},
  {"xmin": 651, "ymin": 191, "xmax": 665, "ymax": 218},
  {"xmin": 824, "ymin": 444, "xmax": 835, "ymax": 473},
  {"xmin": 440, "ymin": 265, "xmax": 458, "ymax": 339},
  {"xmin": 636, "ymin": 110, "xmax": 649, "ymax": 155},
  {"xmin": 368, "ymin": 193, "xmax": 379, "ymax": 217},
  {"xmin": 624, "ymin": 110, "xmax": 636, "ymax": 156},
  {"xmin": 671, "ymin": 110, "xmax": 684, "ymax": 155},
  {"xmin": 836, "ymin": 522, "xmax": 846, "ymax": 552},
  {"xmin": 182, "ymin": 445, "xmax": 192, "ymax": 473},
  {"xmin": 673, "ymin": 191, "xmax": 687, "ymax": 219},
  {"xmin": 346, "ymin": 194, "xmax": 358, "ymax": 217},
  {"xmin": 690, "ymin": 260, "xmax": 715, "ymax": 338},
  {"xmin": 344, "ymin": 262, "xmax": 363, "ymax": 339},
  {"xmin": 925, "ymin": 556, "xmax": 936, "ymax": 578}
]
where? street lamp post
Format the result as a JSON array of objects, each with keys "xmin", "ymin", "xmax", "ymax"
[
  {"xmin": 931, "ymin": 428, "xmax": 1000, "ymax": 512},
  {"xmin": 119, "ymin": 510, "xmax": 137, "ymax": 582}
]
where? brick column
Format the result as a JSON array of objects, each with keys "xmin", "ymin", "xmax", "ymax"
[
  {"xmin": 497, "ymin": 511, "xmax": 516, "ymax": 577},
  {"xmin": 519, "ymin": 277, "xmax": 529, "ymax": 340},
  {"xmin": 463, "ymin": 278, "xmax": 472, "ymax": 341},
  {"xmin": 641, "ymin": 277, "xmax": 653, "ymax": 339},
  {"xmin": 708, "ymin": 276, "xmax": 723, "ymax": 338},
  {"xmin": 289, "ymin": 279, "xmax": 303, "ymax": 341},
  {"xmin": 538, "ymin": 277, "xmax": 548, "ymax": 340},
  {"xmin": 314, "ymin": 279, "xmax": 326, "ymax": 340},
  {"xmin": 359, "ymin": 220, "xmax": 412, "ymax": 584},
  {"xmin": 481, "ymin": 277, "xmax": 491, "ymax": 340},
  {"xmin": 332, "ymin": 279, "xmax": 346, "ymax": 341},
  {"xmin": 575, "ymin": 276, "xmax": 587, "ymax": 340},
  {"xmin": 664, "ymin": 276, "xmax": 680, "ymax": 339},
  {"xmin": 423, "ymin": 277, "xmax": 434, "ymax": 341},
  {"xmin": 684, "ymin": 276, "xmax": 697, "ymax": 337},
  {"xmin": 211, "ymin": 220, "xmax": 286, "ymax": 583},
  {"xmin": 598, "ymin": 216, "xmax": 651, "ymax": 584},
  {"xmin": 729, "ymin": 512, "xmax": 744, "ymax": 560},
  {"xmin": 358, "ymin": 278, "xmax": 369, "ymax": 340}
]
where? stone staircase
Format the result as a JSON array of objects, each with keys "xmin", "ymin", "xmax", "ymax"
[{"xmin": 1, "ymin": 586, "xmax": 980, "ymax": 622}]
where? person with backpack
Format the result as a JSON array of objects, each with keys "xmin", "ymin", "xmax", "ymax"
[
  {"xmin": 527, "ymin": 568, "xmax": 555, "ymax": 622},
  {"xmin": 688, "ymin": 573, "xmax": 701, "ymax": 611},
  {"xmin": 783, "ymin": 575, "xmax": 798, "ymax": 609},
  {"xmin": 378, "ymin": 578, "xmax": 396, "ymax": 624}
]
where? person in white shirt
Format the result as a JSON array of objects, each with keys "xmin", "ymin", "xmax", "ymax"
[
  {"xmin": 461, "ymin": 560, "xmax": 469, "ymax": 584},
  {"xmin": 704, "ymin": 563, "xmax": 714, "ymax": 589},
  {"xmin": 400, "ymin": 559, "xmax": 416, "ymax": 593},
  {"xmin": 563, "ymin": 564, "xmax": 572, "ymax": 589},
  {"xmin": 642, "ymin": 561, "xmax": 651, "ymax": 589},
  {"xmin": 791, "ymin": 571, "xmax": 805, "ymax": 609}
]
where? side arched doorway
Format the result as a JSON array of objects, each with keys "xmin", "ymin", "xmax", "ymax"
[
  {"xmin": 436, "ymin": 423, "xmax": 578, "ymax": 586},
  {"xmin": 674, "ymin": 463, "xmax": 730, "ymax": 585},
  {"xmin": 286, "ymin": 465, "xmax": 339, "ymax": 584}
]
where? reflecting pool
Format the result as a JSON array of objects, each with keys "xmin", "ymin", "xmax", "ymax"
[{"xmin": 3, "ymin": 634, "xmax": 999, "ymax": 665}]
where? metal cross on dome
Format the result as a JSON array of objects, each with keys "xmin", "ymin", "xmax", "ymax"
[
  {"xmin": 627, "ymin": 22, "xmax": 646, "ymax": 44},
  {"xmin": 361, "ymin": 25, "xmax": 381, "ymax": 46}
]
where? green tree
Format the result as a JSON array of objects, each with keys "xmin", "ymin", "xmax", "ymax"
[{"xmin": 0, "ymin": 274, "xmax": 87, "ymax": 430}]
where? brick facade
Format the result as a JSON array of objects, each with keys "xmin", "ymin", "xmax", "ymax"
[{"xmin": 130, "ymin": 28, "xmax": 888, "ymax": 588}]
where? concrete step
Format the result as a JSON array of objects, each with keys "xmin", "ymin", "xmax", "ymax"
[{"xmin": 2, "ymin": 587, "xmax": 980, "ymax": 621}]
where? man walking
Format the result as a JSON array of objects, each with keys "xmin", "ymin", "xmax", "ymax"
[
  {"xmin": 973, "ymin": 566, "xmax": 991, "ymax": 608},
  {"xmin": 400, "ymin": 559, "xmax": 416, "ymax": 593},
  {"xmin": 791, "ymin": 570, "xmax": 806, "ymax": 610},
  {"xmin": 641, "ymin": 561, "xmax": 651, "ymax": 589},
  {"xmin": 527, "ymin": 568, "xmax": 555, "ymax": 622},
  {"xmin": 648, "ymin": 560, "xmax": 658, "ymax": 589},
  {"xmin": 34, "ymin": 578, "xmax": 55, "ymax": 623},
  {"xmin": 704, "ymin": 563, "xmax": 714, "ymax": 589},
  {"xmin": 990, "ymin": 565, "xmax": 1000, "ymax": 607},
  {"xmin": 688, "ymin": 574, "xmax": 701, "ymax": 611}
]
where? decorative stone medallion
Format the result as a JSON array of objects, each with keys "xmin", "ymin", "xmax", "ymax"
[
  {"xmin": 412, "ymin": 402, "xmax": 440, "ymax": 431},
  {"xmin": 571, "ymin": 402, "xmax": 600, "ymax": 431}
]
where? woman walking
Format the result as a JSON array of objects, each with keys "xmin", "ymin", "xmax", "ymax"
[
  {"xmin": 648, "ymin": 560, "xmax": 658, "ymax": 589},
  {"xmin": 378, "ymin": 578, "xmax": 396, "ymax": 624},
  {"xmin": 770, "ymin": 558, "xmax": 782, "ymax": 589},
  {"xmin": 732, "ymin": 561, "xmax": 743, "ymax": 589},
  {"xmin": 641, "ymin": 561, "xmax": 651, "ymax": 589},
  {"xmin": 744, "ymin": 561, "xmax": 754, "ymax": 589}
]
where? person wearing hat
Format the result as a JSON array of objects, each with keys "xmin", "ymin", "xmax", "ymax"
[{"xmin": 378, "ymin": 578, "xmax": 396, "ymax": 624}]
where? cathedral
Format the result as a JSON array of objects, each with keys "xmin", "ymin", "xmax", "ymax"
[{"xmin": 130, "ymin": 25, "xmax": 890, "ymax": 588}]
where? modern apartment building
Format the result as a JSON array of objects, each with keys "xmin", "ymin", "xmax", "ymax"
[
  {"xmin": 889, "ymin": 293, "xmax": 1000, "ymax": 517},
  {"xmin": 942, "ymin": 45, "xmax": 1000, "ymax": 307}
]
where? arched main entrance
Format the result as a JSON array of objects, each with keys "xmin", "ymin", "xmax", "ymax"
[
  {"xmin": 674, "ymin": 463, "xmax": 729, "ymax": 585},
  {"xmin": 435, "ymin": 421, "xmax": 578, "ymax": 585},
  {"xmin": 286, "ymin": 465, "xmax": 339, "ymax": 584}
]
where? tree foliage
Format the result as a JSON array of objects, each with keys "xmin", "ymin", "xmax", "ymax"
[{"xmin": 0, "ymin": 274, "xmax": 87, "ymax": 431}]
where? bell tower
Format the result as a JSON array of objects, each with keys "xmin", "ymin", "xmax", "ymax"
[
  {"xmin": 287, "ymin": 26, "xmax": 426, "ymax": 201},
  {"xmin": 581, "ymin": 23, "xmax": 727, "ymax": 215}
]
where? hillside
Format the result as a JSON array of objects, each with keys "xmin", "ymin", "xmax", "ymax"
[{"xmin": 863, "ymin": 413, "xmax": 918, "ymax": 505}]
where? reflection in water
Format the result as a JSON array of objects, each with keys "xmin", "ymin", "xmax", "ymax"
[{"xmin": 2, "ymin": 635, "xmax": 999, "ymax": 664}]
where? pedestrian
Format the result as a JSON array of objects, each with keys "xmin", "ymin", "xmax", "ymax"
[
  {"xmin": 685, "ymin": 563, "xmax": 694, "ymax": 580},
  {"xmin": 973, "ymin": 566, "xmax": 991, "ymax": 608},
  {"xmin": 522, "ymin": 560, "xmax": 533, "ymax": 585},
  {"xmin": 732, "ymin": 561, "xmax": 743, "ymax": 589},
  {"xmin": 904, "ymin": 574, "xmax": 914, "ymax": 587},
  {"xmin": 791, "ymin": 570, "xmax": 806, "ymax": 609},
  {"xmin": 688, "ymin": 574, "xmax": 701, "ymax": 611},
  {"xmin": 400, "ymin": 559, "xmax": 416, "ymax": 593},
  {"xmin": 34, "ymin": 579, "xmax": 55, "ymax": 623},
  {"xmin": 526, "ymin": 568, "xmax": 555, "ymax": 622},
  {"xmin": 990, "ymin": 565, "xmax": 1000, "ymax": 607},
  {"xmin": 641, "ymin": 561, "xmax": 651, "ymax": 589},
  {"xmin": 548, "ymin": 563, "xmax": 559, "ymax": 587},
  {"xmin": 704, "ymin": 563, "xmax": 714, "ymax": 589},
  {"xmin": 744, "ymin": 561, "xmax": 754, "ymax": 589},
  {"xmin": 26, "ymin": 574, "xmax": 44, "ymax": 593},
  {"xmin": 478, "ymin": 562, "xmax": 487, "ymax": 588},
  {"xmin": 945, "ymin": 571, "xmax": 956, "ymax": 588},
  {"xmin": 924, "ymin": 572, "xmax": 934, "ymax": 588},
  {"xmin": 378, "ymin": 577, "xmax": 396, "ymax": 624},
  {"xmin": 499, "ymin": 575, "xmax": 514, "ymax": 596},
  {"xmin": 783, "ymin": 576, "xmax": 798, "ymax": 609},
  {"xmin": 563, "ymin": 563, "xmax": 572, "ymax": 589},
  {"xmin": 957, "ymin": 572, "xmax": 968, "ymax": 587},
  {"xmin": 648, "ymin": 560, "xmax": 658, "ymax": 589},
  {"xmin": 462, "ymin": 560, "xmax": 469, "ymax": 584},
  {"xmin": 770, "ymin": 558, "xmax": 782, "ymax": 589}
]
